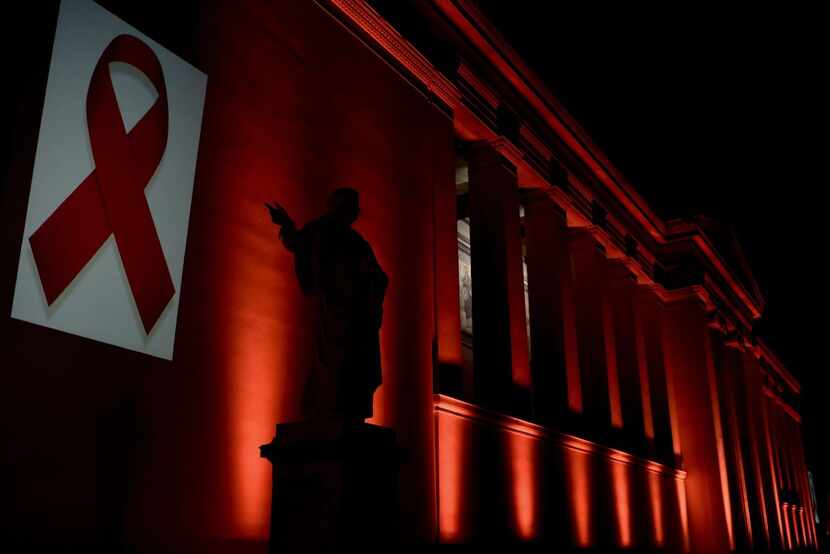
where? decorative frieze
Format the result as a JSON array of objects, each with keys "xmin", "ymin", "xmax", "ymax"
[{"xmin": 319, "ymin": 0, "xmax": 461, "ymax": 109}]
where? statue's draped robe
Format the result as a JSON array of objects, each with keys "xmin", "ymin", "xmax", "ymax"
[{"xmin": 280, "ymin": 215, "xmax": 387, "ymax": 419}]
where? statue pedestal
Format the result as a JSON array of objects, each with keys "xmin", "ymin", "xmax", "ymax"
[{"xmin": 260, "ymin": 420, "xmax": 399, "ymax": 552}]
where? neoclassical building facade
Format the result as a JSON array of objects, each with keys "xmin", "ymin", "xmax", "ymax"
[{"xmin": 0, "ymin": 0, "xmax": 818, "ymax": 552}]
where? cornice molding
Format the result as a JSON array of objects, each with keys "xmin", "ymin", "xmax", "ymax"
[
  {"xmin": 457, "ymin": 62, "xmax": 499, "ymax": 109},
  {"xmin": 485, "ymin": 136, "xmax": 524, "ymax": 169},
  {"xmin": 619, "ymin": 258, "xmax": 654, "ymax": 285},
  {"xmin": 763, "ymin": 386, "xmax": 801, "ymax": 423},
  {"xmin": 758, "ymin": 341, "xmax": 800, "ymax": 394},
  {"xmin": 654, "ymin": 285, "xmax": 716, "ymax": 313},
  {"xmin": 318, "ymin": 0, "xmax": 461, "ymax": 110},
  {"xmin": 701, "ymin": 274, "xmax": 756, "ymax": 333},
  {"xmin": 434, "ymin": 394, "xmax": 686, "ymax": 479},
  {"xmin": 724, "ymin": 334, "xmax": 747, "ymax": 352},
  {"xmin": 707, "ymin": 312, "xmax": 730, "ymax": 334},
  {"xmin": 692, "ymin": 235, "xmax": 763, "ymax": 321},
  {"xmin": 519, "ymin": 124, "xmax": 551, "ymax": 161}
]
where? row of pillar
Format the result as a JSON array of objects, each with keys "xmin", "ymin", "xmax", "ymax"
[
  {"xmin": 438, "ymin": 141, "xmax": 677, "ymax": 459},
  {"xmin": 707, "ymin": 329, "xmax": 820, "ymax": 552},
  {"xmin": 433, "ymin": 140, "xmax": 816, "ymax": 552},
  {"xmin": 764, "ymin": 388, "xmax": 819, "ymax": 549}
]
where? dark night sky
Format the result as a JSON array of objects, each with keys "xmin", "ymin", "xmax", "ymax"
[{"xmin": 475, "ymin": 2, "xmax": 827, "ymax": 473}]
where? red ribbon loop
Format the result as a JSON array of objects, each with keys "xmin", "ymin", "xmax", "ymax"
[{"xmin": 30, "ymin": 34, "xmax": 174, "ymax": 334}]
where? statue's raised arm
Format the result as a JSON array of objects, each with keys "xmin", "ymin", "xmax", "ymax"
[{"xmin": 265, "ymin": 201, "xmax": 300, "ymax": 252}]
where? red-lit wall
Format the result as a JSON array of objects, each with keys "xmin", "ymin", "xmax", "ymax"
[
  {"xmin": 434, "ymin": 396, "xmax": 689, "ymax": 549},
  {"xmin": 1, "ymin": 1, "xmax": 452, "ymax": 550}
]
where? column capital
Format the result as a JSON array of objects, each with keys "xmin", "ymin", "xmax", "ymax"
[
  {"xmin": 466, "ymin": 139, "xmax": 518, "ymax": 175},
  {"xmin": 656, "ymin": 285, "xmax": 716, "ymax": 314},
  {"xmin": 607, "ymin": 258, "xmax": 639, "ymax": 284},
  {"xmin": 707, "ymin": 311, "xmax": 729, "ymax": 333},
  {"xmin": 568, "ymin": 226, "xmax": 606, "ymax": 255},
  {"xmin": 723, "ymin": 333, "xmax": 747, "ymax": 352},
  {"xmin": 522, "ymin": 189, "xmax": 567, "ymax": 217},
  {"xmin": 634, "ymin": 283, "xmax": 665, "ymax": 308}
]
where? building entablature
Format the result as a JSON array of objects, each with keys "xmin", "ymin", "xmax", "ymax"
[{"xmin": 757, "ymin": 341, "xmax": 801, "ymax": 404}]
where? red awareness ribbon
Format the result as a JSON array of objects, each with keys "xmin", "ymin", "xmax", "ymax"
[{"xmin": 29, "ymin": 34, "xmax": 174, "ymax": 334}]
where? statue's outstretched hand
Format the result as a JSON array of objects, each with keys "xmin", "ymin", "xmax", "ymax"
[{"xmin": 265, "ymin": 201, "xmax": 292, "ymax": 227}]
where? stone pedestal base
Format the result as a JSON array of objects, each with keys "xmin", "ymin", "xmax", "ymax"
[{"xmin": 260, "ymin": 420, "xmax": 399, "ymax": 553}]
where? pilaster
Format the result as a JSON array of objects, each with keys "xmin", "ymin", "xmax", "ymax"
[
  {"xmin": 634, "ymin": 286, "xmax": 676, "ymax": 464},
  {"xmin": 608, "ymin": 261, "xmax": 647, "ymax": 450},
  {"xmin": 523, "ymin": 191, "xmax": 576, "ymax": 422},
  {"xmin": 661, "ymin": 295, "xmax": 734, "ymax": 553},
  {"xmin": 467, "ymin": 141, "xmax": 531, "ymax": 413},
  {"xmin": 568, "ymin": 230, "xmax": 620, "ymax": 435}
]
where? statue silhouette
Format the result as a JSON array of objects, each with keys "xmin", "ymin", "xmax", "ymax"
[{"xmin": 266, "ymin": 188, "xmax": 388, "ymax": 421}]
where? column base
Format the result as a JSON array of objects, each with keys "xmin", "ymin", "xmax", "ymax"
[{"xmin": 260, "ymin": 420, "xmax": 400, "ymax": 552}]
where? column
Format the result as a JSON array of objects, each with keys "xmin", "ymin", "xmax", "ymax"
[
  {"xmin": 634, "ymin": 287, "xmax": 678, "ymax": 464},
  {"xmin": 739, "ymin": 350, "xmax": 773, "ymax": 549},
  {"xmin": 794, "ymin": 429, "xmax": 819, "ymax": 547},
  {"xmin": 467, "ymin": 141, "xmax": 531, "ymax": 413},
  {"xmin": 433, "ymin": 151, "xmax": 464, "ymax": 390},
  {"xmin": 661, "ymin": 296, "xmax": 733, "ymax": 553},
  {"xmin": 760, "ymin": 392, "xmax": 786, "ymax": 549},
  {"xmin": 432, "ymin": 151, "xmax": 464, "ymax": 396},
  {"xmin": 717, "ymin": 337, "xmax": 754, "ymax": 551},
  {"xmin": 767, "ymin": 396, "xmax": 793, "ymax": 549},
  {"xmin": 785, "ymin": 414, "xmax": 809, "ymax": 549},
  {"xmin": 523, "ymin": 190, "xmax": 579, "ymax": 422},
  {"xmin": 609, "ymin": 261, "xmax": 648, "ymax": 450},
  {"xmin": 568, "ymin": 230, "xmax": 621, "ymax": 434}
]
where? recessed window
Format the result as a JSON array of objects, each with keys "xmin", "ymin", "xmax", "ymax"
[{"xmin": 456, "ymin": 162, "xmax": 474, "ymax": 374}]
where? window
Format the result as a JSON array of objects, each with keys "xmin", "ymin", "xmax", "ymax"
[
  {"xmin": 520, "ymin": 204, "xmax": 531, "ymax": 358},
  {"xmin": 809, "ymin": 471, "xmax": 820, "ymax": 524},
  {"xmin": 458, "ymin": 218, "xmax": 474, "ymax": 337},
  {"xmin": 456, "ymin": 162, "xmax": 474, "ymax": 373}
]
